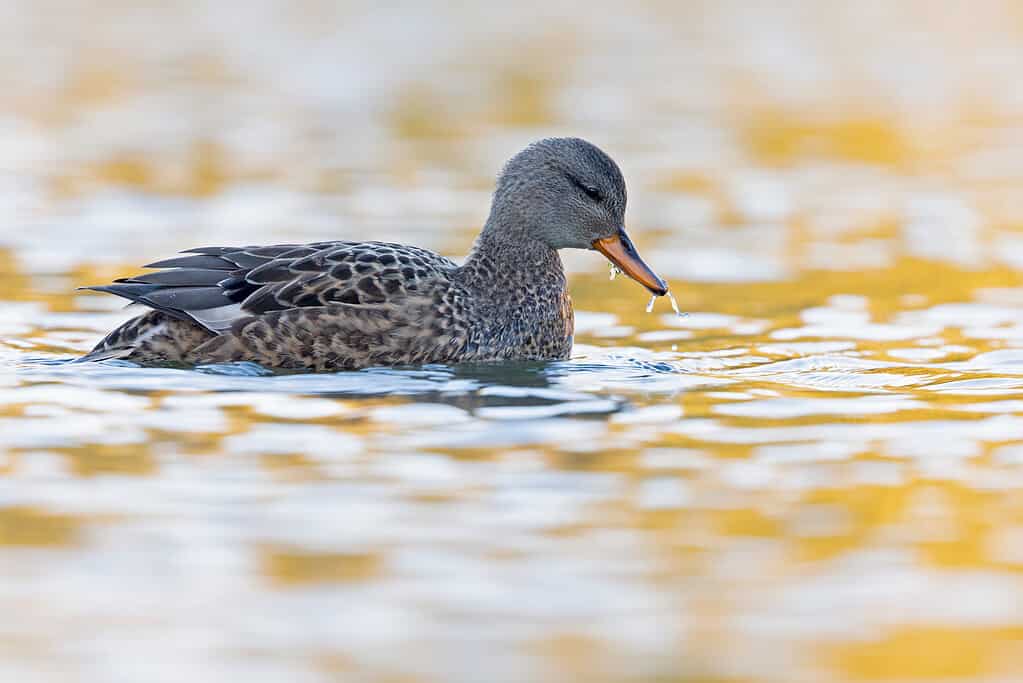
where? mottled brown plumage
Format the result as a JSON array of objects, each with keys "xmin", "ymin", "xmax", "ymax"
[{"xmin": 81, "ymin": 138, "xmax": 665, "ymax": 371}]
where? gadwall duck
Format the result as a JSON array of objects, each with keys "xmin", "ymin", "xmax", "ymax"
[{"xmin": 81, "ymin": 137, "xmax": 668, "ymax": 371}]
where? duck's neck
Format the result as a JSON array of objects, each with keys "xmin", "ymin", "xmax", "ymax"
[{"xmin": 458, "ymin": 224, "xmax": 566, "ymax": 304}]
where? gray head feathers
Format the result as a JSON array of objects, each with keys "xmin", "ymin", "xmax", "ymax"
[{"xmin": 483, "ymin": 138, "xmax": 628, "ymax": 250}]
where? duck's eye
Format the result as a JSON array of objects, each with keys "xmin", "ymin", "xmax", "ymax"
[{"xmin": 566, "ymin": 173, "xmax": 604, "ymax": 203}]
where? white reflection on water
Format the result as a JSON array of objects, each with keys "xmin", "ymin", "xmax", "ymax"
[
  {"xmin": 9, "ymin": 285, "xmax": 1023, "ymax": 682},
  {"xmin": 5, "ymin": 1, "xmax": 1023, "ymax": 682}
]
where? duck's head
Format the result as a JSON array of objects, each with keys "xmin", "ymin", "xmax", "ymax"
[{"xmin": 487, "ymin": 137, "xmax": 667, "ymax": 296}]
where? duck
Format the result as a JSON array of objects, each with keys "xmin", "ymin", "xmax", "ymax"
[{"xmin": 80, "ymin": 137, "xmax": 668, "ymax": 371}]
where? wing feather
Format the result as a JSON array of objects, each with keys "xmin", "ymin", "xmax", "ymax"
[
  {"xmin": 144, "ymin": 254, "xmax": 235, "ymax": 270},
  {"xmin": 81, "ymin": 241, "xmax": 457, "ymax": 334},
  {"xmin": 129, "ymin": 268, "xmax": 229, "ymax": 286}
]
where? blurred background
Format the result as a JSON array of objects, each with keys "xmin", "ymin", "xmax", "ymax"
[{"xmin": 5, "ymin": 1, "xmax": 1023, "ymax": 682}]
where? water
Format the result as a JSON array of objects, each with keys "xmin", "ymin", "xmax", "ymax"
[
  {"xmin": 643, "ymin": 291, "xmax": 686, "ymax": 317},
  {"xmin": 4, "ymin": 2, "xmax": 1023, "ymax": 682}
]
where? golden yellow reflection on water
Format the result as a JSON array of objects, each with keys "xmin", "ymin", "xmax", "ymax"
[
  {"xmin": 0, "ymin": 507, "xmax": 80, "ymax": 547},
  {"xmin": 5, "ymin": 2, "xmax": 1023, "ymax": 682}
]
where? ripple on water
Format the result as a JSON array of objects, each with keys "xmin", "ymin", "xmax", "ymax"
[
  {"xmin": 5, "ymin": 273, "xmax": 1023, "ymax": 661},
  {"xmin": 7, "ymin": 4, "xmax": 1023, "ymax": 680}
]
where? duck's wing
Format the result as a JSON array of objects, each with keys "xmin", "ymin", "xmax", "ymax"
[{"xmin": 83, "ymin": 241, "xmax": 457, "ymax": 333}]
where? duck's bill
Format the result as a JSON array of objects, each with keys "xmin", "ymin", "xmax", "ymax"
[{"xmin": 593, "ymin": 228, "xmax": 668, "ymax": 296}]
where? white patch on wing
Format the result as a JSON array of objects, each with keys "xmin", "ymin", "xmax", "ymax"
[
  {"xmin": 188, "ymin": 304, "xmax": 244, "ymax": 332},
  {"xmin": 134, "ymin": 321, "xmax": 167, "ymax": 344}
]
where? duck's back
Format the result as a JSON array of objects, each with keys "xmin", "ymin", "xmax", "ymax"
[{"xmin": 82, "ymin": 241, "xmax": 467, "ymax": 370}]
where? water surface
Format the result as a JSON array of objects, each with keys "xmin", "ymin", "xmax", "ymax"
[{"xmin": 4, "ymin": 2, "xmax": 1023, "ymax": 682}]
